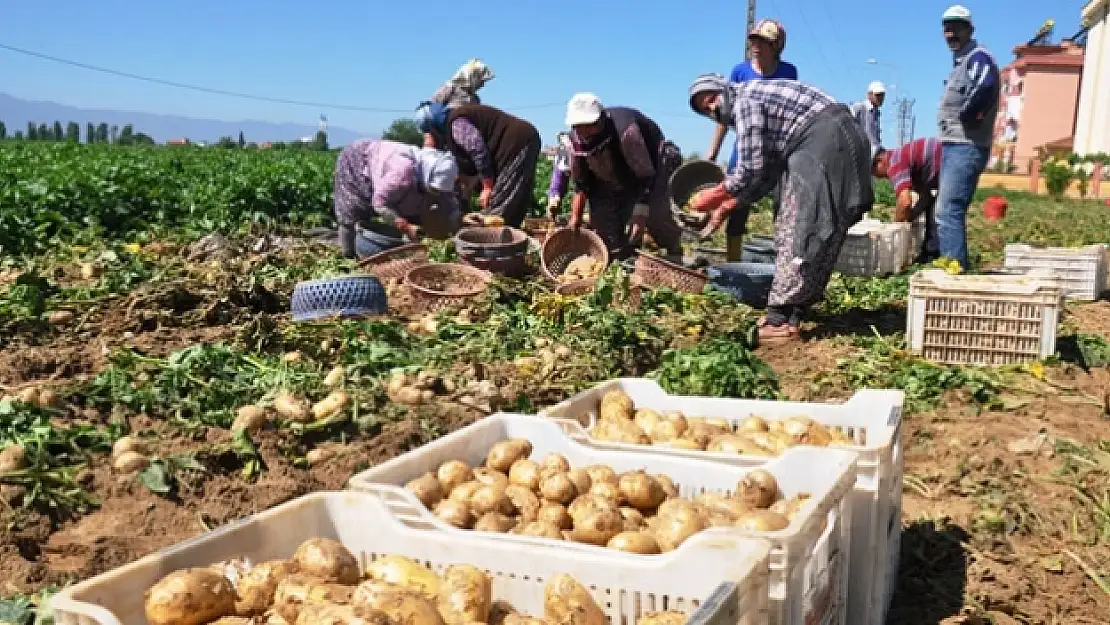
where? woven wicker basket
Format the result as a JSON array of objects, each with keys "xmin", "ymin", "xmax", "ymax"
[
  {"xmin": 359, "ymin": 243, "xmax": 430, "ymax": 280},
  {"xmin": 455, "ymin": 226, "xmax": 529, "ymax": 258},
  {"xmin": 541, "ymin": 228, "xmax": 609, "ymax": 281},
  {"xmin": 404, "ymin": 263, "xmax": 491, "ymax": 312},
  {"xmin": 633, "ymin": 251, "xmax": 708, "ymax": 294},
  {"xmin": 459, "ymin": 250, "xmax": 527, "ymax": 278}
]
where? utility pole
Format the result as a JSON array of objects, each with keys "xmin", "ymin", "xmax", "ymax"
[
  {"xmin": 745, "ymin": 0, "xmax": 757, "ymax": 60},
  {"xmin": 896, "ymin": 98, "xmax": 916, "ymax": 146}
]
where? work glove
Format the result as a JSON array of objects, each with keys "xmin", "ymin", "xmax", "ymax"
[
  {"xmin": 394, "ymin": 218, "xmax": 423, "ymax": 241},
  {"xmin": 698, "ymin": 199, "xmax": 739, "ymax": 238},
  {"xmin": 687, "ymin": 183, "xmax": 732, "ymax": 213}
]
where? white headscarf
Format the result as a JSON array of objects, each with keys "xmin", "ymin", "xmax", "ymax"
[
  {"xmin": 450, "ymin": 59, "xmax": 495, "ymax": 93},
  {"xmin": 410, "ymin": 148, "xmax": 459, "ymax": 193}
]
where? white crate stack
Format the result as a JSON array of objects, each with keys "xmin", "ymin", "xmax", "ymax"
[
  {"xmin": 539, "ymin": 379, "xmax": 905, "ymax": 625},
  {"xmin": 349, "ymin": 415, "xmax": 859, "ymax": 625},
  {"xmin": 1003, "ymin": 243, "xmax": 1108, "ymax": 301},
  {"xmin": 51, "ymin": 492, "xmax": 771, "ymax": 625},
  {"xmin": 907, "ymin": 269, "xmax": 1066, "ymax": 365},
  {"xmin": 835, "ymin": 219, "xmax": 913, "ymax": 277}
]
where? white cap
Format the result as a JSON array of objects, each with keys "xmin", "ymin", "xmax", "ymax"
[
  {"xmin": 868, "ymin": 81, "xmax": 887, "ymax": 94},
  {"xmin": 565, "ymin": 93, "xmax": 603, "ymax": 127},
  {"xmin": 942, "ymin": 5, "xmax": 972, "ymax": 23}
]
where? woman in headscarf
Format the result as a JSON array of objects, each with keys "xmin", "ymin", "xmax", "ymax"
[
  {"xmin": 333, "ymin": 139, "xmax": 461, "ymax": 259},
  {"xmin": 562, "ymin": 93, "xmax": 684, "ymax": 261},
  {"xmin": 431, "ymin": 59, "xmax": 495, "ymax": 109},
  {"xmin": 687, "ymin": 73, "xmax": 872, "ymax": 343},
  {"xmin": 415, "ymin": 101, "xmax": 541, "ymax": 228}
]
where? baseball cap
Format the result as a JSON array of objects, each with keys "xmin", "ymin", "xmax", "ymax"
[
  {"xmin": 942, "ymin": 5, "xmax": 972, "ymax": 24},
  {"xmin": 565, "ymin": 93, "xmax": 603, "ymax": 127},
  {"xmin": 868, "ymin": 81, "xmax": 887, "ymax": 94},
  {"xmin": 749, "ymin": 19, "xmax": 784, "ymax": 44}
]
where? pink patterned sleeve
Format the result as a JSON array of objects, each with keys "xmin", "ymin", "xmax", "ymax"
[
  {"xmin": 371, "ymin": 147, "xmax": 417, "ymax": 209},
  {"xmin": 619, "ymin": 123, "xmax": 657, "ymax": 180}
]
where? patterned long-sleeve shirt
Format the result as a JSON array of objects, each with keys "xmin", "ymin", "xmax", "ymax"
[
  {"xmin": 450, "ymin": 117, "xmax": 495, "ymax": 181},
  {"xmin": 723, "ymin": 80, "xmax": 835, "ymax": 204},
  {"xmin": 886, "ymin": 137, "xmax": 941, "ymax": 196},
  {"xmin": 849, "ymin": 100, "xmax": 881, "ymax": 149},
  {"xmin": 547, "ymin": 142, "xmax": 572, "ymax": 199},
  {"xmin": 333, "ymin": 139, "xmax": 426, "ymax": 226}
]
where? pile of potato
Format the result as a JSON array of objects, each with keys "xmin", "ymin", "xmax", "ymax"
[
  {"xmin": 587, "ymin": 389, "xmax": 852, "ymax": 456},
  {"xmin": 144, "ymin": 538, "xmax": 685, "ymax": 625},
  {"xmin": 558, "ymin": 256, "xmax": 604, "ymax": 284},
  {"xmin": 385, "ymin": 370, "xmax": 500, "ymax": 412},
  {"xmin": 405, "ymin": 438, "xmax": 810, "ymax": 555}
]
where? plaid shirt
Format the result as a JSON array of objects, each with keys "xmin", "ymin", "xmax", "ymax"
[
  {"xmin": 887, "ymin": 137, "xmax": 941, "ymax": 196},
  {"xmin": 724, "ymin": 80, "xmax": 835, "ymax": 203}
]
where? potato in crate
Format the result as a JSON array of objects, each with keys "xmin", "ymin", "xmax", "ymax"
[
  {"xmin": 50, "ymin": 491, "xmax": 770, "ymax": 625},
  {"xmin": 539, "ymin": 379, "xmax": 904, "ymax": 625},
  {"xmin": 348, "ymin": 414, "xmax": 858, "ymax": 625}
]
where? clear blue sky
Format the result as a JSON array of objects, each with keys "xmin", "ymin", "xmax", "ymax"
[{"xmin": 0, "ymin": 0, "xmax": 1087, "ymax": 155}]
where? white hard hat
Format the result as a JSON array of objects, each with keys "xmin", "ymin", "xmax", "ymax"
[
  {"xmin": 942, "ymin": 5, "xmax": 972, "ymax": 24},
  {"xmin": 565, "ymin": 92, "xmax": 603, "ymax": 127},
  {"xmin": 868, "ymin": 81, "xmax": 887, "ymax": 94}
]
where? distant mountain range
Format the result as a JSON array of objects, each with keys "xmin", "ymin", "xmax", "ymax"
[{"xmin": 0, "ymin": 93, "xmax": 371, "ymax": 146}]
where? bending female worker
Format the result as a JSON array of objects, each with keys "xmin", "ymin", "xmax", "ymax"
[
  {"xmin": 563, "ymin": 93, "xmax": 685, "ymax": 261},
  {"xmin": 687, "ymin": 74, "xmax": 872, "ymax": 343},
  {"xmin": 416, "ymin": 101, "xmax": 541, "ymax": 228},
  {"xmin": 333, "ymin": 139, "xmax": 461, "ymax": 259}
]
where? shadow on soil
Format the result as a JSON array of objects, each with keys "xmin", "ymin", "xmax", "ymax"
[
  {"xmin": 806, "ymin": 305, "xmax": 907, "ymax": 341},
  {"xmin": 886, "ymin": 519, "xmax": 970, "ymax": 625}
]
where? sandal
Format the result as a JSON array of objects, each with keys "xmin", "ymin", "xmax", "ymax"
[{"xmin": 757, "ymin": 317, "xmax": 800, "ymax": 344}]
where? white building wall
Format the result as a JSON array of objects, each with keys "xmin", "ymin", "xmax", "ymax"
[{"xmin": 1075, "ymin": 0, "xmax": 1110, "ymax": 155}]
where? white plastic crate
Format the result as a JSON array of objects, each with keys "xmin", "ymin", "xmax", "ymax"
[
  {"xmin": 1003, "ymin": 243, "xmax": 1107, "ymax": 301},
  {"xmin": 50, "ymin": 491, "xmax": 770, "ymax": 625},
  {"xmin": 907, "ymin": 269, "xmax": 1065, "ymax": 365},
  {"xmin": 348, "ymin": 415, "xmax": 858, "ymax": 625},
  {"xmin": 539, "ymin": 380, "xmax": 903, "ymax": 625},
  {"xmin": 835, "ymin": 219, "xmax": 913, "ymax": 277}
]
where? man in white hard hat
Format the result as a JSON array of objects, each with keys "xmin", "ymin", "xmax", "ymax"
[
  {"xmin": 849, "ymin": 81, "xmax": 886, "ymax": 151},
  {"xmin": 937, "ymin": 4, "xmax": 1000, "ymax": 269}
]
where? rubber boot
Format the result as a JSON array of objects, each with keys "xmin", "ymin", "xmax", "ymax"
[{"xmin": 726, "ymin": 236, "xmax": 744, "ymax": 262}]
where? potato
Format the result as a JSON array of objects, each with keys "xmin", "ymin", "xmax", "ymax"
[
  {"xmin": 474, "ymin": 512, "xmax": 516, "ymax": 533},
  {"xmin": 489, "ymin": 601, "xmax": 519, "ymax": 625},
  {"xmin": 503, "ymin": 616, "xmax": 547, "ymax": 625},
  {"xmin": 570, "ymin": 509, "xmax": 623, "ymax": 546},
  {"xmin": 538, "ymin": 472, "xmax": 577, "ymax": 504},
  {"xmin": 653, "ymin": 512, "xmax": 708, "ymax": 552},
  {"xmin": 607, "ymin": 531, "xmax": 661, "ymax": 554},
  {"xmin": 295, "ymin": 604, "xmax": 391, "ymax": 625},
  {"xmin": 638, "ymin": 611, "xmax": 687, "ymax": 625},
  {"xmin": 653, "ymin": 475, "xmax": 678, "ymax": 499},
  {"xmin": 437, "ymin": 564, "xmax": 492, "ymax": 624},
  {"xmin": 540, "ymin": 453, "xmax": 571, "ymax": 474},
  {"xmin": 16, "ymin": 387, "xmax": 39, "ymax": 406},
  {"xmin": 538, "ymin": 503, "xmax": 573, "ymax": 530},
  {"xmin": 144, "ymin": 568, "xmax": 237, "ymax": 625},
  {"xmin": 312, "ymin": 390, "xmax": 350, "ymax": 421},
  {"xmin": 470, "ymin": 485, "xmax": 514, "ymax": 516},
  {"xmin": 113, "ymin": 450, "xmax": 150, "ymax": 474},
  {"xmin": 111, "ymin": 435, "xmax": 145, "ymax": 459},
  {"xmin": 473, "ymin": 468, "xmax": 510, "ymax": 490},
  {"xmin": 587, "ymin": 481, "xmax": 623, "ymax": 504},
  {"xmin": 434, "ymin": 500, "xmax": 475, "ymax": 529},
  {"xmin": 354, "ymin": 580, "xmax": 444, "ymax": 625},
  {"xmin": 619, "ymin": 507, "xmax": 645, "ymax": 531},
  {"xmin": 590, "ymin": 420, "xmax": 649, "ymax": 445},
  {"xmin": 738, "ymin": 416, "xmax": 767, "ymax": 432},
  {"xmin": 736, "ymin": 469, "xmax": 780, "ymax": 509},
  {"xmin": 544, "ymin": 574, "xmax": 607, "ymax": 625},
  {"xmin": 324, "ymin": 366, "xmax": 347, "ymax": 388},
  {"xmin": 448, "ymin": 481, "xmax": 484, "ymax": 506},
  {"xmin": 707, "ymin": 435, "xmax": 767, "ymax": 455},
  {"xmin": 486, "ymin": 439, "xmax": 531, "ymax": 473},
  {"xmin": 583, "ymin": 465, "xmax": 618, "ymax": 485},
  {"xmin": 564, "ymin": 468, "xmax": 592, "ymax": 496},
  {"xmin": 36, "ymin": 388, "xmax": 60, "ymax": 409},
  {"xmin": 0, "ymin": 444, "xmax": 28, "ymax": 473},
  {"xmin": 567, "ymin": 495, "xmax": 619, "ymax": 522},
  {"xmin": 648, "ymin": 420, "xmax": 684, "ymax": 443},
  {"xmin": 394, "ymin": 387, "xmax": 424, "ymax": 406},
  {"xmin": 48, "ymin": 310, "xmax": 74, "ymax": 326},
  {"xmin": 235, "ymin": 560, "xmax": 296, "ymax": 615},
  {"xmin": 633, "ymin": 409, "xmax": 662, "ymax": 436},
  {"xmin": 733, "ymin": 510, "xmax": 790, "ymax": 532},
  {"xmin": 437, "ymin": 461, "xmax": 474, "ymax": 495},
  {"xmin": 504, "ymin": 485, "xmax": 541, "ymax": 522},
  {"xmin": 407, "ymin": 473, "xmax": 444, "ymax": 508},
  {"xmin": 704, "ymin": 417, "xmax": 732, "ymax": 430},
  {"xmin": 743, "ymin": 432, "xmax": 785, "ymax": 454},
  {"xmin": 519, "ymin": 520, "xmax": 564, "ymax": 540},
  {"xmin": 274, "ymin": 392, "xmax": 311, "ymax": 422},
  {"xmin": 232, "ymin": 405, "xmax": 268, "ymax": 434},
  {"xmin": 770, "ymin": 494, "xmax": 811, "ymax": 522},
  {"xmin": 293, "ymin": 538, "xmax": 360, "ymax": 584},
  {"xmin": 655, "ymin": 498, "xmax": 702, "ymax": 520},
  {"xmin": 366, "ymin": 555, "xmax": 441, "ymax": 599},
  {"xmin": 598, "ymin": 390, "xmax": 634, "ymax": 422},
  {"xmin": 617, "ymin": 471, "xmax": 666, "ymax": 512},
  {"xmin": 662, "ymin": 438, "xmax": 703, "ymax": 451},
  {"xmin": 695, "ymin": 493, "xmax": 750, "ymax": 520},
  {"xmin": 508, "ymin": 459, "xmax": 542, "ymax": 490}
]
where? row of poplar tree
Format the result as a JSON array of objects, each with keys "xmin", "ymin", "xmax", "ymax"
[{"xmin": 0, "ymin": 120, "xmax": 155, "ymax": 145}]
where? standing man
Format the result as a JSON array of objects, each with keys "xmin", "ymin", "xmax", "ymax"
[
  {"xmin": 936, "ymin": 4, "xmax": 1000, "ymax": 269},
  {"xmin": 850, "ymin": 82, "xmax": 886, "ymax": 151},
  {"xmin": 872, "ymin": 138, "xmax": 942, "ymax": 263}
]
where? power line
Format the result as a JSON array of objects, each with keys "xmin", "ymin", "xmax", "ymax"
[{"xmin": 0, "ymin": 42, "xmax": 566, "ymax": 114}]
